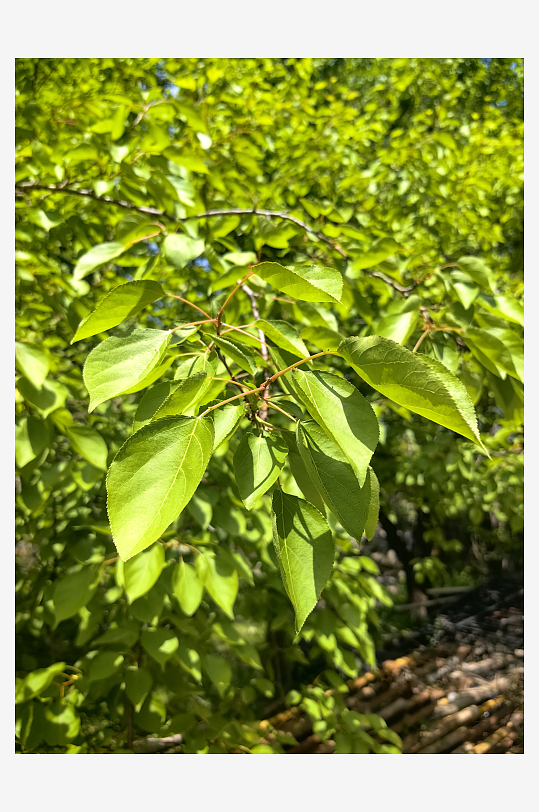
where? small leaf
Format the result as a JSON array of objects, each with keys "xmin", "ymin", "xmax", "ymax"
[
  {"xmin": 301, "ymin": 325, "xmax": 344, "ymax": 351},
  {"xmin": 203, "ymin": 654, "xmax": 231, "ymax": 697},
  {"xmin": 174, "ymin": 353, "xmax": 216, "ymax": 380},
  {"xmin": 83, "ymin": 329, "xmax": 170, "ymax": 412},
  {"xmin": 88, "ymin": 652, "xmax": 124, "ymax": 683},
  {"xmin": 350, "ymin": 238, "xmax": 400, "ymax": 273},
  {"xmin": 169, "ymin": 323, "xmax": 200, "ymax": 345},
  {"xmin": 17, "ymin": 378, "xmax": 68, "ymax": 419},
  {"xmin": 254, "ymin": 262, "xmax": 343, "ymax": 303},
  {"xmin": 51, "ymin": 565, "xmax": 101, "ymax": 627},
  {"xmin": 212, "ymin": 401, "xmax": 244, "ymax": 450},
  {"xmin": 297, "ymin": 421, "xmax": 371, "ymax": 540},
  {"xmin": 107, "ymin": 416, "xmax": 214, "ymax": 560},
  {"xmin": 73, "ymin": 241, "xmax": 127, "ymax": 281},
  {"xmin": 211, "ymin": 335, "xmax": 258, "ymax": 376},
  {"xmin": 255, "ymin": 319, "xmax": 308, "ymax": 358},
  {"xmin": 15, "ymin": 342, "xmax": 49, "ymax": 389},
  {"xmin": 67, "ymin": 427, "xmax": 108, "ymax": 470},
  {"xmin": 456, "ymin": 256, "xmax": 494, "ymax": 291},
  {"xmin": 271, "ymin": 490, "xmax": 335, "ymax": 633},
  {"xmin": 71, "ymin": 281, "xmax": 164, "ymax": 342},
  {"xmin": 364, "ymin": 468, "xmax": 380, "ymax": 541},
  {"xmin": 154, "ymin": 372, "xmax": 209, "ymax": 418},
  {"xmin": 173, "ymin": 560, "xmax": 204, "ymax": 616},
  {"xmin": 163, "ymin": 233, "xmax": 204, "ymax": 268},
  {"xmin": 125, "ymin": 667, "xmax": 153, "ymax": 712},
  {"xmin": 15, "ymin": 663, "xmax": 66, "ymax": 705},
  {"xmin": 291, "ymin": 370, "xmax": 379, "ymax": 487},
  {"xmin": 339, "ymin": 335, "xmax": 486, "ymax": 451},
  {"xmin": 141, "ymin": 628, "xmax": 179, "ymax": 667},
  {"xmin": 15, "ymin": 417, "xmax": 50, "ymax": 468},
  {"xmin": 234, "ymin": 432, "xmax": 288, "ymax": 510},
  {"xmin": 124, "ymin": 543, "xmax": 165, "ymax": 602},
  {"xmin": 195, "ymin": 553, "xmax": 238, "ymax": 619}
]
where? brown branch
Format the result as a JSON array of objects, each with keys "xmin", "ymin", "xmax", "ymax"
[{"xmin": 243, "ymin": 282, "xmax": 270, "ymax": 419}]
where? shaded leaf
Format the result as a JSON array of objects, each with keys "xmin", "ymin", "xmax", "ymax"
[
  {"xmin": 234, "ymin": 432, "xmax": 288, "ymax": 509},
  {"xmin": 15, "ymin": 342, "xmax": 49, "ymax": 388}
]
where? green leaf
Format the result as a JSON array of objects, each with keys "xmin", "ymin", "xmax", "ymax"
[
  {"xmin": 83, "ymin": 329, "xmax": 170, "ymax": 412},
  {"xmin": 15, "ymin": 417, "xmax": 50, "ymax": 468},
  {"xmin": 234, "ymin": 432, "xmax": 288, "ymax": 509},
  {"xmin": 94, "ymin": 620, "xmax": 140, "ymax": 647},
  {"xmin": 133, "ymin": 381, "xmax": 176, "ymax": 432},
  {"xmin": 154, "ymin": 372, "xmax": 209, "ymax": 418},
  {"xmin": 339, "ymin": 336, "xmax": 485, "ymax": 451},
  {"xmin": 203, "ymin": 654, "xmax": 231, "ymax": 697},
  {"xmin": 291, "ymin": 370, "xmax": 379, "ymax": 487},
  {"xmin": 477, "ymin": 295, "xmax": 523, "ymax": 327},
  {"xmin": 187, "ymin": 490, "xmax": 214, "ymax": 529},
  {"xmin": 73, "ymin": 241, "xmax": 127, "ymax": 281},
  {"xmin": 464, "ymin": 327, "xmax": 518, "ymax": 381},
  {"xmin": 173, "ymin": 560, "xmax": 204, "ymax": 616},
  {"xmin": 297, "ymin": 421, "xmax": 371, "ymax": 540},
  {"xmin": 169, "ymin": 323, "xmax": 201, "ymax": 345},
  {"xmin": 373, "ymin": 310, "xmax": 419, "ymax": 346},
  {"xmin": 212, "ymin": 401, "xmax": 244, "ymax": 450},
  {"xmin": 364, "ymin": 469, "xmax": 380, "ymax": 541},
  {"xmin": 125, "ymin": 667, "xmax": 153, "ymax": 712},
  {"xmin": 71, "ymin": 281, "xmax": 164, "ymax": 342},
  {"xmin": 163, "ymin": 147, "xmax": 209, "ymax": 173},
  {"xmin": 120, "ymin": 356, "xmax": 175, "ymax": 395},
  {"xmin": 88, "ymin": 651, "xmax": 124, "ymax": 683},
  {"xmin": 301, "ymin": 326, "xmax": 344, "ymax": 351},
  {"xmin": 163, "ymin": 233, "xmax": 205, "ymax": 268},
  {"xmin": 350, "ymin": 238, "xmax": 400, "ymax": 273},
  {"xmin": 15, "ymin": 663, "xmax": 66, "ymax": 705},
  {"xmin": 124, "ymin": 543, "xmax": 165, "ymax": 602},
  {"xmin": 174, "ymin": 353, "xmax": 215, "ymax": 380},
  {"xmin": 15, "ymin": 342, "xmax": 49, "ymax": 389},
  {"xmin": 107, "ymin": 416, "xmax": 214, "ymax": 560},
  {"xmin": 51, "ymin": 565, "xmax": 101, "ymax": 627},
  {"xmin": 17, "ymin": 378, "xmax": 68, "ymax": 419},
  {"xmin": 272, "ymin": 491, "xmax": 334, "ymax": 633},
  {"xmin": 141, "ymin": 628, "xmax": 179, "ymax": 667},
  {"xmin": 255, "ymin": 319, "xmax": 308, "ymax": 358},
  {"xmin": 195, "ymin": 553, "xmax": 238, "ymax": 619},
  {"xmin": 67, "ymin": 427, "xmax": 108, "ymax": 470},
  {"xmin": 236, "ymin": 644, "xmax": 263, "ymax": 670},
  {"xmin": 211, "ymin": 335, "xmax": 258, "ymax": 376},
  {"xmin": 254, "ymin": 262, "xmax": 343, "ymax": 304},
  {"xmin": 450, "ymin": 271, "xmax": 480, "ymax": 310},
  {"xmin": 456, "ymin": 256, "xmax": 494, "ymax": 291},
  {"xmin": 281, "ymin": 429, "xmax": 326, "ymax": 514}
]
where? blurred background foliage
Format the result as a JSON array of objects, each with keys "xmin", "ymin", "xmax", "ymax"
[{"xmin": 15, "ymin": 58, "xmax": 523, "ymax": 753}]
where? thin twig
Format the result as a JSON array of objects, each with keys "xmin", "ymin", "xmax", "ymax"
[
  {"xmin": 243, "ymin": 282, "xmax": 271, "ymax": 419},
  {"xmin": 166, "ymin": 293, "xmax": 213, "ymax": 321}
]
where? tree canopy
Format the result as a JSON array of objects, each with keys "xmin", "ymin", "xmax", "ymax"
[{"xmin": 15, "ymin": 58, "xmax": 523, "ymax": 754}]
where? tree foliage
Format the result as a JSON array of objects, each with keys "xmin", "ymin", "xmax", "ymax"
[{"xmin": 15, "ymin": 58, "xmax": 523, "ymax": 754}]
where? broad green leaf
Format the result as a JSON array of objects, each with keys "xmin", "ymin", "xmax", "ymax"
[
  {"xmin": 372, "ymin": 310, "xmax": 419, "ymax": 346},
  {"xmin": 291, "ymin": 370, "xmax": 379, "ymax": 487},
  {"xmin": 212, "ymin": 401, "xmax": 244, "ymax": 450},
  {"xmin": 141, "ymin": 628, "xmax": 179, "ymax": 667},
  {"xmin": 254, "ymin": 262, "xmax": 343, "ymax": 304},
  {"xmin": 271, "ymin": 490, "xmax": 335, "ymax": 633},
  {"xmin": 211, "ymin": 335, "xmax": 258, "ymax": 376},
  {"xmin": 465, "ymin": 327, "xmax": 518, "ymax": 381},
  {"xmin": 173, "ymin": 560, "xmax": 204, "ymax": 616},
  {"xmin": 482, "ymin": 327, "xmax": 523, "ymax": 382},
  {"xmin": 477, "ymin": 295, "xmax": 524, "ymax": 326},
  {"xmin": 163, "ymin": 147, "xmax": 209, "ymax": 173},
  {"xmin": 133, "ymin": 381, "xmax": 177, "ymax": 432},
  {"xmin": 121, "ymin": 355, "xmax": 175, "ymax": 395},
  {"xmin": 17, "ymin": 378, "xmax": 68, "ymax": 418},
  {"xmin": 195, "ymin": 553, "xmax": 238, "ymax": 619},
  {"xmin": 71, "ymin": 280, "xmax": 164, "ymax": 342},
  {"xmin": 125, "ymin": 667, "xmax": 153, "ymax": 712},
  {"xmin": 297, "ymin": 421, "xmax": 371, "ymax": 540},
  {"xmin": 187, "ymin": 490, "xmax": 214, "ymax": 529},
  {"xmin": 83, "ymin": 329, "xmax": 170, "ymax": 412},
  {"xmin": 15, "ymin": 342, "xmax": 49, "ymax": 388},
  {"xmin": 255, "ymin": 319, "xmax": 308, "ymax": 358},
  {"xmin": 281, "ymin": 429, "xmax": 326, "ymax": 514},
  {"xmin": 339, "ymin": 336, "xmax": 485, "ymax": 450},
  {"xmin": 163, "ymin": 233, "xmax": 205, "ymax": 268},
  {"xmin": 169, "ymin": 323, "xmax": 201, "ymax": 345},
  {"xmin": 234, "ymin": 432, "xmax": 288, "ymax": 510},
  {"xmin": 364, "ymin": 469, "xmax": 380, "ymax": 541},
  {"xmin": 51, "ymin": 564, "xmax": 101, "ymax": 627},
  {"xmin": 301, "ymin": 325, "xmax": 344, "ymax": 351},
  {"xmin": 94, "ymin": 620, "xmax": 140, "ymax": 648},
  {"xmin": 456, "ymin": 256, "xmax": 494, "ymax": 291},
  {"xmin": 154, "ymin": 372, "xmax": 209, "ymax": 418},
  {"xmin": 450, "ymin": 271, "xmax": 479, "ymax": 310},
  {"xmin": 124, "ymin": 543, "xmax": 165, "ymax": 602},
  {"xmin": 174, "ymin": 353, "xmax": 216, "ymax": 380},
  {"xmin": 350, "ymin": 238, "xmax": 400, "ymax": 273},
  {"xmin": 73, "ymin": 241, "xmax": 127, "ymax": 281},
  {"xmin": 67, "ymin": 427, "xmax": 108, "ymax": 470},
  {"xmin": 236, "ymin": 644, "xmax": 263, "ymax": 670},
  {"xmin": 15, "ymin": 663, "xmax": 66, "ymax": 705},
  {"xmin": 107, "ymin": 416, "xmax": 214, "ymax": 560},
  {"xmin": 15, "ymin": 416, "xmax": 50, "ymax": 468},
  {"xmin": 203, "ymin": 654, "xmax": 231, "ymax": 698},
  {"xmin": 88, "ymin": 652, "xmax": 124, "ymax": 683}
]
